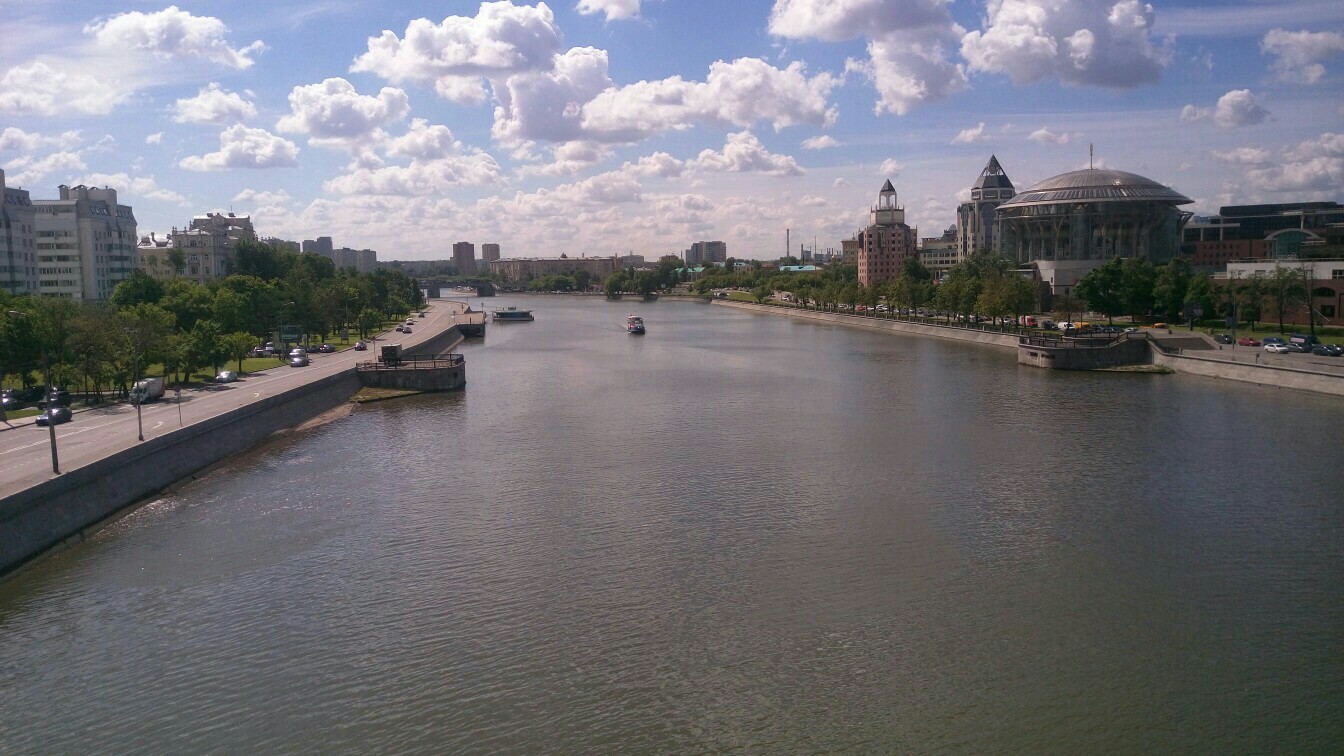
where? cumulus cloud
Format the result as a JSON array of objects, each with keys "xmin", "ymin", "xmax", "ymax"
[
  {"xmin": 575, "ymin": 0, "xmax": 642, "ymax": 21},
  {"xmin": 960, "ymin": 0, "xmax": 1171, "ymax": 88},
  {"xmin": 86, "ymin": 5, "xmax": 265, "ymax": 69},
  {"xmin": 146, "ymin": 132, "xmax": 164, "ymax": 145},
  {"xmin": 1214, "ymin": 89, "xmax": 1270, "ymax": 128},
  {"xmin": 1260, "ymin": 28, "xmax": 1344, "ymax": 84},
  {"xmin": 0, "ymin": 127, "xmax": 83, "ymax": 153},
  {"xmin": 833, "ymin": 177, "xmax": 851, "ymax": 188},
  {"xmin": 802, "ymin": 135, "xmax": 841, "ymax": 149},
  {"xmin": 173, "ymin": 83, "xmax": 257, "ymax": 124},
  {"xmin": 233, "ymin": 188, "xmax": 293, "ymax": 205},
  {"xmin": 323, "ymin": 152, "xmax": 505, "ymax": 195},
  {"xmin": 1180, "ymin": 104, "xmax": 1209, "ymax": 122},
  {"xmin": 490, "ymin": 46, "xmax": 618, "ymax": 146},
  {"xmin": 1027, "ymin": 127, "xmax": 1079, "ymax": 144},
  {"xmin": 384, "ymin": 119, "xmax": 461, "ymax": 160},
  {"xmin": 951, "ymin": 122, "xmax": 987, "ymax": 144},
  {"xmin": 0, "ymin": 61, "xmax": 131, "ymax": 116},
  {"xmin": 690, "ymin": 131, "xmax": 804, "ymax": 176},
  {"xmin": 72, "ymin": 171, "xmax": 189, "ymax": 205},
  {"xmin": 1211, "ymin": 146, "xmax": 1271, "ymax": 165},
  {"xmin": 276, "ymin": 78, "xmax": 410, "ymax": 148},
  {"xmin": 879, "ymin": 158, "xmax": 903, "ymax": 176},
  {"xmin": 3, "ymin": 150, "xmax": 87, "ymax": 186},
  {"xmin": 1246, "ymin": 132, "xmax": 1344, "ymax": 192},
  {"xmin": 180, "ymin": 125, "xmax": 300, "ymax": 171},
  {"xmin": 350, "ymin": 2, "xmax": 563, "ymax": 104},
  {"xmin": 623, "ymin": 151, "xmax": 685, "ymax": 178},
  {"xmin": 580, "ymin": 57, "xmax": 839, "ymax": 141},
  {"xmin": 772, "ymin": 0, "xmax": 965, "ymax": 115}
]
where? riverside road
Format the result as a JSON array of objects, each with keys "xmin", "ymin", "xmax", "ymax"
[{"xmin": 0, "ymin": 302, "xmax": 469, "ymax": 499}]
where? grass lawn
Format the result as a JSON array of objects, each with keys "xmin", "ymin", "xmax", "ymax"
[
  {"xmin": 6, "ymin": 407, "xmax": 39, "ymax": 420},
  {"xmin": 726, "ymin": 291, "xmax": 760, "ymax": 302}
]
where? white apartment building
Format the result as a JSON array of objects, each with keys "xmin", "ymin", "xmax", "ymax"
[
  {"xmin": 33, "ymin": 185, "xmax": 137, "ymax": 300},
  {"xmin": 1, "ymin": 169, "xmax": 38, "ymax": 295}
]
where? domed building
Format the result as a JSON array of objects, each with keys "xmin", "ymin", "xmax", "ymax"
[{"xmin": 994, "ymin": 168, "xmax": 1193, "ymax": 294}]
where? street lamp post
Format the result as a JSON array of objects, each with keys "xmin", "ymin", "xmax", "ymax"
[{"xmin": 7, "ymin": 310, "xmax": 60, "ymax": 474}]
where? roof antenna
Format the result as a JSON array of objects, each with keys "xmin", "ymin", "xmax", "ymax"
[{"xmin": 1089, "ymin": 143, "xmax": 1094, "ymax": 170}]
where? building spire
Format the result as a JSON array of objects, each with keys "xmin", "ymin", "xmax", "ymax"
[{"xmin": 1089, "ymin": 143, "xmax": 1094, "ymax": 169}]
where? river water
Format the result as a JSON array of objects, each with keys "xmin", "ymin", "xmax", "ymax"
[{"xmin": 3, "ymin": 296, "xmax": 1342, "ymax": 753}]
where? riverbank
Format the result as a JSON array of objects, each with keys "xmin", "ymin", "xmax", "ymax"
[{"xmin": 712, "ymin": 299, "xmax": 1018, "ymax": 349}]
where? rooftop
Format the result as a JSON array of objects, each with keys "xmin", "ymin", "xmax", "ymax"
[{"xmin": 997, "ymin": 168, "xmax": 1192, "ymax": 209}]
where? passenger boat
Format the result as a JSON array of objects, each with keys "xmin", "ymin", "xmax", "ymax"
[
  {"xmin": 492, "ymin": 306, "xmax": 535, "ymax": 322},
  {"xmin": 626, "ymin": 315, "xmax": 645, "ymax": 335}
]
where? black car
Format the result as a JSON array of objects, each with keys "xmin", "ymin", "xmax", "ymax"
[
  {"xmin": 1284, "ymin": 343, "xmax": 1309, "ymax": 353},
  {"xmin": 1213, "ymin": 333, "xmax": 1234, "ymax": 344},
  {"xmin": 38, "ymin": 387, "xmax": 71, "ymax": 409},
  {"xmin": 35, "ymin": 405, "xmax": 72, "ymax": 426},
  {"xmin": 1, "ymin": 388, "xmax": 19, "ymax": 410},
  {"xmin": 1312, "ymin": 344, "xmax": 1342, "ymax": 357}
]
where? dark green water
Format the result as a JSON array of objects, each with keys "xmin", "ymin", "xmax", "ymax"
[{"xmin": 3, "ymin": 296, "xmax": 1342, "ymax": 752}]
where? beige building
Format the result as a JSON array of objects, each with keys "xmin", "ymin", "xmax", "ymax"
[
  {"xmin": 488, "ymin": 256, "xmax": 618, "ymax": 282},
  {"xmin": 1, "ymin": 169, "xmax": 38, "ymax": 295},
  {"xmin": 146, "ymin": 211, "xmax": 255, "ymax": 284},
  {"xmin": 33, "ymin": 184, "xmax": 137, "ymax": 300},
  {"xmin": 857, "ymin": 180, "xmax": 917, "ymax": 287},
  {"xmin": 482, "ymin": 243, "xmax": 500, "ymax": 263},
  {"xmin": 919, "ymin": 226, "xmax": 960, "ymax": 276},
  {"xmin": 841, "ymin": 238, "xmax": 860, "ymax": 266}
]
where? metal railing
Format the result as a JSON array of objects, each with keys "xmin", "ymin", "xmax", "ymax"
[{"xmin": 357, "ymin": 354, "xmax": 464, "ymax": 371}]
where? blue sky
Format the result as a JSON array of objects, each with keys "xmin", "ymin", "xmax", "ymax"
[{"xmin": 1, "ymin": 0, "xmax": 1341, "ymax": 260}]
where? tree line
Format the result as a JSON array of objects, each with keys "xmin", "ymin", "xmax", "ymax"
[{"xmin": 1, "ymin": 239, "xmax": 425, "ymax": 399}]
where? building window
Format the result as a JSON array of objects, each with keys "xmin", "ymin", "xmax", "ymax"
[{"xmin": 1332, "ymin": 269, "xmax": 1344, "ymax": 279}]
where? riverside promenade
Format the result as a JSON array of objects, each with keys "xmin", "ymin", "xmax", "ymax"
[
  {"xmin": 1, "ymin": 301, "xmax": 469, "ymax": 574},
  {"xmin": 716, "ymin": 299, "xmax": 1344, "ymax": 397}
]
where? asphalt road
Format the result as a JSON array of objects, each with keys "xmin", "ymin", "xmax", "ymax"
[{"xmin": 0, "ymin": 301, "xmax": 473, "ymax": 499}]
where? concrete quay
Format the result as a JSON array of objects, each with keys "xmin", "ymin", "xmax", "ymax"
[
  {"xmin": 712, "ymin": 300, "xmax": 1017, "ymax": 349},
  {"xmin": 0, "ymin": 300, "xmax": 469, "ymax": 577}
]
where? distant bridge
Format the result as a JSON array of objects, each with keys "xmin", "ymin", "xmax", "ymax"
[{"xmin": 418, "ymin": 279, "xmax": 496, "ymax": 298}]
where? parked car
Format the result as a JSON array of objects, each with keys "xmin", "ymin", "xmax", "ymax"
[
  {"xmin": 354, "ymin": 341, "xmax": 367, "ymax": 351},
  {"xmin": 289, "ymin": 354, "xmax": 309, "ymax": 367},
  {"xmin": 319, "ymin": 344, "xmax": 335, "ymax": 353},
  {"xmin": 1236, "ymin": 337, "xmax": 1261, "ymax": 347},
  {"xmin": 1, "ymin": 388, "xmax": 19, "ymax": 410},
  {"xmin": 1213, "ymin": 333, "xmax": 1234, "ymax": 344},
  {"xmin": 1284, "ymin": 343, "xmax": 1308, "ymax": 353},
  {"xmin": 1264, "ymin": 343, "xmax": 1290, "ymax": 353},
  {"xmin": 1124, "ymin": 327, "xmax": 1139, "ymax": 333},
  {"xmin": 215, "ymin": 370, "xmax": 238, "ymax": 383},
  {"xmin": 39, "ymin": 387, "xmax": 71, "ymax": 409},
  {"xmin": 1312, "ymin": 344, "xmax": 1342, "ymax": 356},
  {"xmin": 1263, "ymin": 337, "xmax": 1286, "ymax": 346},
  {"xmin": 35, "ymin": 405, "xmax": 72, "ymax": 426}
]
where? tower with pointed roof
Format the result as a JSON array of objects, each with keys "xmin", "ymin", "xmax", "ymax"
[
  {"xmin": 956, "ymin": 155, "xmax": 1015, "ymax": 258},
  {"xmin": 858, "ymin": 179, "xmax": 916, "ymax": 287}
]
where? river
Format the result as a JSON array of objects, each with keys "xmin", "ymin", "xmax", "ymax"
[{"xmin": 3, "ymin": 295, "xmax": 1342, "ymax": 753}]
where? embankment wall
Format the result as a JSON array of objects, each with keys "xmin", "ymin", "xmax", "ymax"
[
  {"xmin": 1149, "ymin": 350, "xmax": 1344, "ymax": 397},
  {"xmin": 1, "ymin": 369, "xmax": 361, "ymax": 576},
  {"xmin": 712, "ymin": 300, "xmax": 1017, "ymax": 349}
]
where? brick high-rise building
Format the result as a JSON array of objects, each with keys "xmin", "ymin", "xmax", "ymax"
[
  {"xmin": 453, "ymin": 241, "xmax": 476, "ymax": 276},
  {"xmin": 481, "ymin": 243, "xmax": 500, "ymax": 263},
  {"xmin": 857, "ymin": 179, "xmax": 916, "ymax": 287}
]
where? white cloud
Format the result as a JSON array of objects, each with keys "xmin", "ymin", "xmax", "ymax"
[
  {"xmin": 384, "ymin": 119, "xmax": 461, "ymax": 160},
  {"xmin": 233, "ymin": 188, "xmax": 292, "ymax": 205},
  {"xmin": 951, "ymin": 122, "xmax": 987, "ymax": 144},
  {"xmin": 833, "ymin": 177, "xmax": 851, "ymax": 188},
  {"xmin": 146, "ymin": 132, "xmax": 164, "ymax": 145},
  {"xmin": 690, "ymin": 131, "xmax": 804, "ymax": 176},
  {"xmin": 3, "ymin": 150, "xmax": 88, "ymax": 186},
  {"xmin": 72, "ymin": 172, "xmax": 189, "ymax": 205},
  {"xmin": 1241, "ymin": 133, "xmax": 1343, "ymax": 193},
  {"xmin": 0, "ymin": 61, "xmax": 131, "ymax": 116},
  {"xmin": 86, "ymin": 5, "xmax": 265, "ymax": 69},
  {"xmin": 180, "ymin": 125, "xmax": 300, "ymax": 171},
  {"xmin": 0, "ymin": 127, "xmax": 83, "ymax": 153},
  {"xmin": 1260, "ymin": 28, "xmax": 1344, "ymax": 84},
  {"xmin": 491, "ymin": 46, "xmax": 617, "ymax": 146},
  {"xmin": 1180, "ymin": 104, "xmax": 1209, "ymax": 122},
  {"xmin": 323, "ymin": 119, "xmax": 504, "ymax": 196},
  {"xmin": 879, "ymin": 158, "xmax": 903, "ymax": 176},
  {"xmin": 580, "ymin": 57, "xmax": 839, "ymax": 141},
  {"xmin": 623, "ymin": 151, "xmax": 685, "ymax": 178},
  {"xmin": 960, "ymin": 0, "xmax": 1171, "ymax": 88},
  {"xmin": 1027, "ymin": 127, "xmax": 1078, "ymax": 144},
  {"xmin": 350, "ymin": 2, "xmax": 563, "ymax": 104},
  {"xmin": 771, "ymin": 0, "xmax": 965, "ymax": 115},
  {"xmin": 276, "ymin": 78, "xmax": 410, "ymax": 147},
  {"xmin": 172, "ymin": 83, "xmax": 257, "ymax": 124},
  {"xmin": 1214, "ymin": 89, "xmax": 1270, "ymax": 128},
  {"xmin": 802, "ymin": 135, "xmax": 841, "ymax": 149},
  {"xmin": 575, "ymin": 0, "xmax": 642, "ymax": 21},
  {"xmin": 1211, "ymin": 146, "xmax": 1271, "ymax": 165}
]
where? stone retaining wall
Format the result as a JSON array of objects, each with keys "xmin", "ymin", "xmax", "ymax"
[
  {"xmin": 1150, "ymin": 349, "xmax": 1344, "ymax": 397},
  {"xmin": 712, "ymin": 300, "xmax": 1018, "ymax": 349},
  {"xmin": 1, "ymin": 369, "xmax": 361, "ymax": 577}
]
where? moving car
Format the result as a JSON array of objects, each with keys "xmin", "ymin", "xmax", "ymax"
[
  {"xmin": 289, "ymin": 347, "xmax": 306, "ymax": 358},
  {"xmin": 1213, "ymin": 333, "xmax": 1234, "ymax": 344},
  {"xmin": 1263, "ymin": 337, "xmax": 1286, "ymax": 346},
  {"xmin": 354, "ymin": 341, "xmax": 367, "ymax": 351},
  {"xmin": 35, "ymin": 405, "xmax": 72, "ymax": 426},
  {"xmin": 290, "ymin": 354, "xmax": 309, "ymax": 367},
  {"xmin": 1264, "ymin": 343, "xmax": 1290, "ymax": 353},
  {"xmin": 1, "ymin": 388, "xmax": 19, "ymax": 410},
  {"xmin": 1312, "ymin": 344, "xmax": 1342, "ymax": 356},
  {"xmin": 395, "ymin": 325, "xmax": 405, "ymax": 332},
  {"xmin": 216, "ymin": 370, "xmax": 238, "ymax": 383},
  {"xmin": 402, "ymin": 326, "xmax": 412, "ymax": 333},
  {"xmin": 1284, "ymin": 343, "xmax": 1308, "ymax": 353},
  {"xmin": 1236, "ymin": 337, "xmax": 1261, "ymax": 347}
]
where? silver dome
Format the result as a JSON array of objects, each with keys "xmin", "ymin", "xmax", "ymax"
[{"xmin": 997, "ymin": 168, "xmax": 1192, "ymax": 209}]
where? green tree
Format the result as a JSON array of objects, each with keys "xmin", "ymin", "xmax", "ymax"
[
  {"xmin": 1236, "ymin": 277, "xmax": 1265, "ymax": 329},
  {"xmin": 160, "ymin": 278, "xmax": 214, "ymax": 332},
  {"xmin": 185, "ymin": 319, "xmax": 226, "ymax": 377},
  {"xmin": 1001, "ymin": 274, "xmax": 1038, "ymax": 324},
  {"xmin": 110, "ymin": 270, "xmax": 165, "ymax": 309},
  {"xmin": 1264, "ymin": 266, "xmax": 1307, "ymax": 334},
  {"xmin": 1152, "ymin": 258, "xmax": 1192, "ymax": 322},
  {"xmin": 1184, "ymin": 274, "xmax": 1216, "ymax": 325},
  {"xmin": 1074, "ymin": 258, "xmax": 1125, "ymax": 324},
  {"xmin": 223, "ymin": 331, "xmax": 257, "ymax": 372},
  {"xmin": 357, "ymin": 308, "xmax": 381, "ymax": 339},
  {"xmin": 573, "ymin": 269, "xmax": 592, "ymax": 292},
  {"xmin": 751, "ymin": 284, "xmax": 772, "ymax": 303},
  {"xmin": 166, "ymin": 248, "xmax": 186, "ymax": 277},
  {"xmin": 1120, "ymin": 257, "xmax": 1156, "ymax": 322}
]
